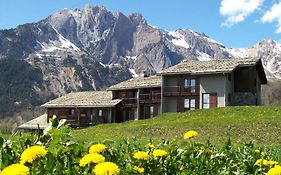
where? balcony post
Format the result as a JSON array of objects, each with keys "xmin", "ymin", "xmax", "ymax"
[
  {"xmin": 136, "ymin": 88, "xmax": 140, "ymax": 120},
  {"xmin": 76, "ymin": 107, "xmax": 80, "ymax": 126},
  {"xmin": 160, "ymin": 75, "xmax": 163, "ymax": 114}
]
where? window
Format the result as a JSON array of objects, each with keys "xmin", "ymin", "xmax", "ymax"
[
  {"xmin": 184, "ymin": 99, "xmax": 190, "ymax": 109},
  {"xmin": 184, "ymin": 79, "xmax": 196, "ymax": 93},
  {"xmin": 69, "ymin": 109, "xmax": 75, "ymax": 115},
  {"xmin": 184, "ymin": 98, "xmax": 196, "ymax": 111},
  {"xmin": 150, "ymin": 106, "xmax": 154, "ymax": 118},
  {"xmin": 190, "ymin": 99, "xmax": 196, "ymax": 110},
  {"xmin": 203, "ymin": 94, "xmax": 210, "ymax": 109},
  {"xmin": 190, "ymin": 79, "xmax": 196, "ymax": 93},
  {"xmin": 98, "ymin": 110, "xmax": 103, "ymax": 117},
  {"xmin": 184, "ymin": 79, "xmax": 190, "ymax": 88}
]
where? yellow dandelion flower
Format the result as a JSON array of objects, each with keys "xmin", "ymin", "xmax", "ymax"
[
  {"xmin": 133, "ymin": 151, "xmax": 149, "ymax": 160},
  {"xmin": 183, "ymin": 130, "xmax": 198, "ymax": 139},
  {"xmin": 79, "ymin": 153, "xmax": 105, "ymax": 167},
  {"xmin": 264, "ymin": 160, "xmax": 272, "ymax": 166},
  {"xmin": 93, "ymin": 162, "xmax": 120, "ymax": 175},
  {"xmin": 20, "ymin": 146, "xmax": 47, "ymax": 164},
  {"xmin": 268, "ymin": 160, "xmax": 279, "ymax": 166},
  {"xmin": 268, "ymin": 165, "xmax": 281, "ymax": 175},
  {"xmin": 145, "ymin": 143, "xmax": 155, "ymax": 149},
  {"xmin": 255, "ymin": 159, "xmax": 278, "ymax": 167},
  {"xmin": 255, "ymin": 159, "xmax": 263, "ymax": 166},
  {"xmin": 255, "ymin": 149, "xmax": 260, "ymax": 153},
  {"xmin": 133, "ymin": 166, "xmax": 144, "ymax": 173},
  {"xmin": 89, "ymin": 144, "xmax": 107, "ymax": 154},
  {"xmin": 153, "ymin": 149, "xmax": 168, "ymax": 157},
  {"xmin": 0, "ymin": 163, "xmax": 29, "ymax": 175}
]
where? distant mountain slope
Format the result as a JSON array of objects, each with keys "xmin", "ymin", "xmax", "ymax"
[{"xmin": 0, "ymin": 5, "xmax": 280, "ymax": 118}]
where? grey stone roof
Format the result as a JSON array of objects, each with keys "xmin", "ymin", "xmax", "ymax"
[
  {"xmin": 160, "ymin": 58, "xmax": 260, "ymax": 75},
  {"xmin": 18, "ymin": 114, "xmax": 48, "ymax": 130},
  {"xmin": 107, "ymin": 76, "xmax": 161, "ymax": 90},
  {"xmin": 42, "ymin": 91, "xmax": 121, "ymax": 108}
]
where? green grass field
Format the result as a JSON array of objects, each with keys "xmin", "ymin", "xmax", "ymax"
[{"xmin": 72, "ymin": 106, "xmax": 281, "ymax": 145}]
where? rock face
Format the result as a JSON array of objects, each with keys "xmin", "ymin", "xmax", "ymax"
[{"xmin": 0, "ymin": 5, "xmax": 280, "ymax": 117}]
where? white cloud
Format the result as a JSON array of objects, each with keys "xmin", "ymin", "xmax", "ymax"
[
  {"xmin": 261, "ymin": 1, "xmax": 281, "ymax": 33},
  {"xmin": 220, "ymin": 0, "xmax": 264, "ymax": 27}
]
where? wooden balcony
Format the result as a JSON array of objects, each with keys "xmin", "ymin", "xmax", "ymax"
[
  {"xmin": 163, "ymin": 86, "xmax": 200, "ymax": 96},
  {"xmin": 139, "ymin": 93, "xmax": 161, "ymax": 103},
  {"xmin": 122, "ymin": 97, "xmax": 137, "ymax": 106}
]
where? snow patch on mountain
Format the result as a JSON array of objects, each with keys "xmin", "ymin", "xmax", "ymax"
[
  {"xmin": 189, "ymin": 29, "xmax": 199, "ymax": 37},
  {"xmin": 35, "ymin": 52, "xmax": 44, "ymax": 59},
  {"xmin": 264, "ymin": 66, "xmax": 280, "ymax": 79},
  {"xmin": 148, "ymin": 24, "xmax": 160, "ymax": 29},
  {"xmin": 196, "ymin": 50, "xmax": 211, "ymax": 61},
  {"xmin": 168, "ymin": 31, "xmax": 190, "ymax": 49},
  {"xmin": 272, "ymin": 41, "xmax": 281, "ymax": 53},
  {"xmin": 37, "ymin": 40, "xmax": 61, "ymax": 52},
  {"xmin": 204, "ymin": 37, "xmax": 224, "ymax": 46},
  {"xmin": 226, "ymin": 48, "xmax": 249, "ymax": 58},
  {"xmin": 129, "ymin": 68, "xmax": 138, "ymax": 77},
  {"xmin": 36, "ymin": 28, "xmax": 81, "ymax": 53},
  {"xmin": 99, "ymin": 62, "xmax": 106, "ymax": 68},
  {"xmin": 53, "ymin": 27, "xmax": 81, "ymax": 51},
  {"xmin": 126, "ymin": 56, "xmax": 137, "ymax": 60}
]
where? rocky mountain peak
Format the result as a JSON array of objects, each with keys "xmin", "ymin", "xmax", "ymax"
[
  {"xmin": 0, "ymin": 4, "xmax": 281, "ymax": 118},
  {"xmin": 128, "ymin": 13, "xmax": 147, "ymax": 26}
]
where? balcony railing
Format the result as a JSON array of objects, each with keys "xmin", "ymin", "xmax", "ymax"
[
  {"xmin": 163, "ymin": 86, "xmax": 199, "ymax": 96},
  {"xmin": 122, "ymin": 97, "xmax": 137, "ymax": 106},
  {"xmin": 139, "ymin": 93, "xmax": 161, "ymax": 103}
]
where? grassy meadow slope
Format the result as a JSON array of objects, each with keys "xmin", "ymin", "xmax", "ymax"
[{"xmin": 72, "ymin": 106, "xmax": 281, "ymax": 145}]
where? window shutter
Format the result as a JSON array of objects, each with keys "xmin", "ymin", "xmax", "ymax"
[{"xmin": 210, "ymin": 93, "xmax": 217, "ymax": 108}]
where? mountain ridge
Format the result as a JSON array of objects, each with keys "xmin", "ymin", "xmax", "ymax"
[{"xmin": 0, "ymin": 5, "xmax": 280, "ymax": 118}]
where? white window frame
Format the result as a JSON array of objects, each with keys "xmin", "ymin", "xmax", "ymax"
[
  {"xmin": 202, "ymin": 93, "xmax": 210, "ymax": 109},
  {"xmin": 149, "ymin": 106, "xmax": 154, "ymax": 118},
  {"xmin": 184, "ymin": 79, "xmax": 190, "ymax": 88},
  {"xmin": 184, "ymin": 99, "xmax": 190, "ymax": 109},
  {"xmin": 98, "ymin": 109, "xmax": 103, "ymax": 117},
  {"xmin": 190, "ymin": 99, "xmax": 196, "ymax": 110},
  {"xmin": 184, "ymin": 98, "xmax": 196, "ymax": 110},
  {"xmin": 184, "ymin": 79, "xmax": 196, "ymax": 93}
]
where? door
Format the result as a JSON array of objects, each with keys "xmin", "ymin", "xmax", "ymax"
[{"xmin": 202, "ymin": 93, "xmax": 217, "ymax": 109}]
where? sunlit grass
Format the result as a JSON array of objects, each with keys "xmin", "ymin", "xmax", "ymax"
[{"xmin": 72, "ymin": 106, "xmax": 281, "ymax": 146}]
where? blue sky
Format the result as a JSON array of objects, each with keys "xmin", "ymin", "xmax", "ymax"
[{"xmin": 1, "ymin": 0, "xmax": 281, "ymax": 48}]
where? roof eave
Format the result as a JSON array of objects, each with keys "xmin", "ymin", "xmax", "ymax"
[
  {"xmin": 42, "ymin": 104, "xmax": 119, "ymax": 108},
  {"xmin": 108, "ymin": 85, "xmax": 161, "ymax": 91},
  {"xmin": 18, "ymin": 125, "xmax": 48, "ymax": 130},
  {"xmin": 161, "ymin": 70, "xmax": 233, "ymax": 75}
]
